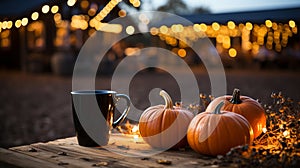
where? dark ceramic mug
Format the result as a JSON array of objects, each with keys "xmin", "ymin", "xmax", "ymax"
[{"xmin": 71, "ymin": 90, "xmax": 130, "ymax": 147}]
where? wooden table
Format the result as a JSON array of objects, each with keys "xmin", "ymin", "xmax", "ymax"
[{"xmin": 0, "ymin": 134, "xmax": 224, "ymax": 168}]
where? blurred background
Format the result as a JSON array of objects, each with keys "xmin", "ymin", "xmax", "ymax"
[{"xmin": 0, "ymin": 0, "xmax": 300, "ymax": 148}]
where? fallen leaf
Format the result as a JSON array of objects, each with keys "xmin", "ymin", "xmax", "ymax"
[
  {"xmin": 92, "ymin": 161, "xmax": 109, "ymax": 167},
  {"xmin": 157, "ymin": 159, "xmax": 172, "ymax": 165}
]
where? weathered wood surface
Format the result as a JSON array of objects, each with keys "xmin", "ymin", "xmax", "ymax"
[{"xmin": 0, "ymin": 134, "xmax": 223, "ymax": 168}]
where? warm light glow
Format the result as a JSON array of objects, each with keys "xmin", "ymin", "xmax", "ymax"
[
  {"xmin": 212, "ymin": 22, "xmax": 220, "ymax": 31},
  {"xmin": 178, "ymin": 48, "xmax": 186, "ymax": 57},
  {"xmin": 15, "ymin": 20, "xmax": 22, "ymax": 28},
  {"xmin": 42, "ymin": 5, "xmax": 50, "ymax": 14},
  {"xmin": 67, "ymin": 0, "xmax": 77, "ymax": 7},
  {"xmin": 31, "ymin": 12, "xmax": 39, "ymax": 20},
  {"xmin": 21, "ymin": 18, "xmax": 28, "ymax": 26},
  {"xmin": 88, "ymin": 8, "xmax": 97, "ymax": 16},
  {"xmin": 262, "ymin": 127, "xmax": 267, "ymax": 133},
  {"xmin": 6, "ymin": 21, "xmax": 13, "ymax": 29},
  {"xmin": 54, "ymin": 13, "xmax": 62, "ymax": 24},
  {"xmin": 199, "ymin": 23, "xmax": 207, "ymax": 32},
  {"xmin": 227, "ymin": 21, "xmax": 235, "ymax": 29},
  {"xmin": 51, "ymin": 5, "xmax": 59, "ymax": 14},
  {"xmin": 126, "ymin": 25, "xmax": 135, "ymax": 35},
  {"xmin": 228, "ymin": 48, "xmax": 237, "ymax": 57},
  {"xmin": 132, "ymin": 125, "xmax": 139, "ymax": 133},
  {"xmin": 193, "ymin": 24, "xmax": 201, "ymax": 32},
  {"xmin": 265, "ymin": 20, "xmax": 272, "ymax": 28},
  {"xmin": 245, "ymin": 22, "xmax": 253, "ymax": 30},
  {"xmin": 133, "ymin": 1, "xmax": 141, "ymax": 7},
  {"xmin": 283, "ymin": 130, "xmax": 290, "ymax": 138},
  {"xmin": 118, "ymin": 10, "xmax": 126, "ymax": 17},
  {"xmin": 289, "ymin": 20, "xmax": 296, "ymax": 28},
  {"xmin": 150, "ymin": 27, "xmax": 158, "ymax": 35},
  {"xmin": 2, "ymin": 21, "xmax": 7, "ymax": 29},
  {"xmin": 80, "ymin": 0, "xmax": 89, "ymax": 9},
  {"xmin": 159, "ymin": 25, "xmax": 168, "ymax": 34},
  {"xmin": 71, "ymin": 15, "xmax": 89, "ymax": 30}
]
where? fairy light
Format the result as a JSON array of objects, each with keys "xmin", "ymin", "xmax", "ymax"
[
  {"xmin": 51, "ymin": 6, "xmax": 59, "ymax": 14},
  {"xmin": 90, "ymin": 0, "xmax": 122, "ymax": 28},
  {"xmin": 262, "ymin": 127, "xmax": 267, "ymax": 133},
  {"xmin": 159, "ymin": 25, "xmax": 168, "ymax": 34},
  {"xmin": 21, "ymin": 18, "xmax": 28, "ymax": 26},
  {"xmin": 178, "ymin": 48, "xmax": 186, "ymax": 57},
  {"xmin": 2, "ymin": 21, "xmax": 8, "ymax": 29},
  {"xmin": 126, "ymin": 25, "xmax": 135, "ymax": 35},
  {"xmin": 212, "ymin": 22, "xmax": 220, "ymax": 31},
  {"xmin": 289, "ymin": 20, "xmax": 296, "ymax": 28},
  {"xmin": 6, "ymin": 21, "xmax": 12, "ymax": 29},
  {"xmin": 67, "ymin": 0, "xmax": 77, "ymax": 7},
  {"xmin": 265, "ymin": 20, "xmax": 272, "ymax": 28},
  {"xmin": 227, "ymin": 21, "xmax": 235, "ymax": 30},
  {"xmin": 42, "ymin": 5, "xmax": 50, "ymax": 14},
  {"xmin": 118, "ymin": 9, "xmax": 126, "ymax": 17},
  {"xmin": 129, "ymin": 0, "xmax": 141, "ymax": 8},
  {"xmin": 15, "ymin": 20, "xmax": 22, "ymax": 28},
  {"xmin": 80, "ymin": 0, "xmax": 89, "ymax": 9},
  {"xmin": 31, "ymin": 12, "xmax": 39, "ymax": 20},
  {"xmin": 228, "ymin": 48, "xmax": 237, "ymax": 57}
]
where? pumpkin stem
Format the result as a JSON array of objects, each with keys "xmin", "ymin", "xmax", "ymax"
[
  {"xmin": 230, "ymin": 88, "xmax": 242, "ymax": 104},
  {"xmin": 159, "ymin": 90, "xmax": 173, "ymax": 109},
  {"xmin": 213, "ymin": 101, "xmax": 224, "ymax": 114}
]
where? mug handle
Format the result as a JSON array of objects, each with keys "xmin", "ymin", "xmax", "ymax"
[{"xmin": 112, "ymin": 94, "xmax": 131, "ymax": 128}]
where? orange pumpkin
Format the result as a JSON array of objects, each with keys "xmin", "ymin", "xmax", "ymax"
[
  {"xmin": 187, "ymin": 102, "xmax": 254, "ymax": 156},
  {"xmin": 139, "ymin": 90, "xmax": 194, "ymax": 149},
  {"xmin": 206, "ymin": 88, "xmax": 266, "ymax": 138}
]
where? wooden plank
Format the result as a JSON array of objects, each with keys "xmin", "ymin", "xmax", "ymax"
[
  {"xmin": 7, "ymin": 134, "xmax": 223, "ymax": 168},
  {"xmin": 0, "ymin": 148, "xmax": 60, "ymax": 168}
]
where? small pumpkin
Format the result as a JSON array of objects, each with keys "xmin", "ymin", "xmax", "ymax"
[
  {"xmin": 139, "ymin": 90, "xmax": 194, "ymax": 149},
  {"xmin": 206, "ymin": 88, "xmax": 266, "ymax": 138},
  {"xmin": 187, "ymin": 102, "xmax": 254, "ymax": 156}
]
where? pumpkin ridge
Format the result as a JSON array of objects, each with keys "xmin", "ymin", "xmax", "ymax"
[{"xmin": 220, "ymin": 113, "xmax": 234, "ymax": 155}]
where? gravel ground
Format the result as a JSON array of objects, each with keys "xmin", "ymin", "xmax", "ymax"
[{"xmin": 0, "ymin": 68, "xmax": 299, "ymax": 148}]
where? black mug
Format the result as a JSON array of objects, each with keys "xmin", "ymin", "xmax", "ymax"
[{"xmin": 71, "ymin": 90, "xmax": 130, "ymax": 147}]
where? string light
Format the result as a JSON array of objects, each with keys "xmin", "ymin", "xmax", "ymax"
[
  {"xmin": 15, "ymin": 20, "xmax": 22, "ymax": 28},
  {"xmin": 265, "ymin": 19, "xmax": 272, "ymax": 28},
  {"xmin": 126, "ymin": 26, "xmax": 135, "ymax": 35},
  {"xmin": 31, "ymin": 12, "xmax": 39, "ymax": 20},
  {"xmin": 51, "ymin": 6, "xmax": 59, "ymax": 14},
  {"xmin": 67, "ymin": 0, "xmax": 77, "ymax": 7},
  {"xmin": 228, "ymin": 48, "xmax": 237, "ymax": 57},
  {"xmin": 178, "ymin": 48, "xmax": 186, "ymax": 57},
  {"xmin": 7, "ymin": 21, "xmax": 13, "ymax": 29},
  {"xmin": 42, "ymin": 5, "xmax": 50, "ymax": 14},
  {"xmin": 227, "ymin": 21, "xmax": 235, "ymax": 30},
  {"xmin": 212, "ymin": 22, "xmax": 220, "ymax": 31},
  {"xmin": 289, "ymin": 20, "xmax": 296, "ymax": 28}
]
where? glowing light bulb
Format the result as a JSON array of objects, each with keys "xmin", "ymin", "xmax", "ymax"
[
  {"xmin": 265, "ymin": 20, "xmax": 272, "ymax": 28},
  {"xmin": 31, "ymin": 12, "xmax": 39, "ymax": 20},
  {"xmin": 227, "ymin": 21, "xmax": 235, "ymax": 29},
  {"xmin": 126, "ymin": 26, "xmax": 135, "ymax": 35},
  {"xmin": 51, "ymin": 6, "xmax": 59, "ymax": 14},
  {"xmin": 21, "ymin": 18, "xmax": 28, "ymax": 26},
  {"xmin": 42, "ymin": 5, "xmax": 50, "ymax": 14},
  {"xmin": 67, "ymin": 0, "xmax": 77, "ymax": 7},
  {"xmin": 15, "ymin": 20, "xmax": 22, "ymax": 28},
  {"xmin": 228, "ymin": 48, "xmax": 237, "ymax": 57},
  {"xmin": 289, "ymin": 20, "xmax": 296, "ymax": 28}
]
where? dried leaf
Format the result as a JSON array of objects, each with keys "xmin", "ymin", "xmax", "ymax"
[
  {"xmin": 157, "ymin": 159, "xmax": 172, "ymax": 165},
  {"xmin": 92, "ymin": 161, "xmax": 108, "ymax": 167}
]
